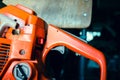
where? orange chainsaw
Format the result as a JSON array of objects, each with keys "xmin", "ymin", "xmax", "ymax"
[{"xmin": 0, "ymin": 4, "xmax": 106, "ymax": 80}]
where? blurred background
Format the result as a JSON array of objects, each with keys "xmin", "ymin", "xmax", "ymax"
[{"xmin": 1, "ymin": 0, "xmax": 120, "ymax": 80}]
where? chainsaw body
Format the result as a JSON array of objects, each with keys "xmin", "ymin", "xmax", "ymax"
[{"xmin": 0, "ymin": 5, "xmax": 106, "ymax": 80}]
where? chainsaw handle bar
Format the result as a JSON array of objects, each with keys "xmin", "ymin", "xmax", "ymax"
[{"xmin": 42, "ymin": 24, "xmax": 106, "ymax": 80}]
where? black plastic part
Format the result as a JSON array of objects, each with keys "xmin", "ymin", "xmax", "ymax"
[{"xmin": 0, "ymin": 1, "xmax": 6, "ymax": 8}]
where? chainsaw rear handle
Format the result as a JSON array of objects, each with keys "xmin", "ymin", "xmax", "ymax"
[{"xmin": 42, "ymin": 24, "xmax": 106, "ymax": 80}]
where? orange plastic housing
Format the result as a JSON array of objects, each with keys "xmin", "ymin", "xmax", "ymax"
[
  {"xmin": 0, "ymin": 4, "xmax": 106, "ymax": 80},
  {"xmin": 42, "ymin": 24, "xmax": 106, "ymax": 80},
  {"xmin": 0, "ymin": 5, "xmax": 45, "ymax": 79}
]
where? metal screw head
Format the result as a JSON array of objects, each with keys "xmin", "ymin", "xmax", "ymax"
[
  {"xmin": 83, "ymin": 13, "xmax": 87, "ymax": 17},
  {"xmin": 12, "ymin": 29, "xmax": 20, "ymax": 35},
  {"xmin": 19, "ymin": 49, "xmax": 25, "ymax": 55}
]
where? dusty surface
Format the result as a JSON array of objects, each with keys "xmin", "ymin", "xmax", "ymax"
[{"xmin": 3, "ymin": 0, "xmax": 92, "ymax": 28}]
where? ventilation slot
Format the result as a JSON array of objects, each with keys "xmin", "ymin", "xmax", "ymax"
[{"xmin": 0, "ymin": 43, "xmax": 10, "ymax": 73}]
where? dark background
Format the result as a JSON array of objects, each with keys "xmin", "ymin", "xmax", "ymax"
[{"xmin": 45, "ymin": 0, "xmax": 120, "ymax": 80}]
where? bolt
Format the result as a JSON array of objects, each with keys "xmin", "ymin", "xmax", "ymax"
[
  {"xmin": 19, "ymin": 49, "xmax": 25, "ymax": 55},
  {"xmin": 83, "ymin": 13, "xmax": 87, "ymax": 17},
  {"xmin": 12, "ymin": 29, "xmax": 20, "ymax": 35}
]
